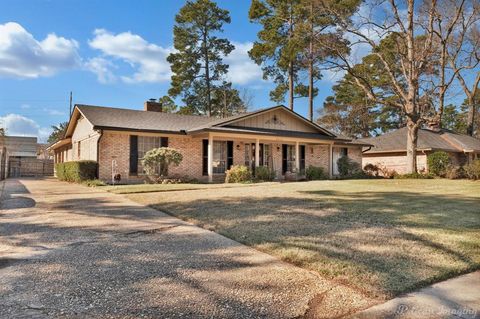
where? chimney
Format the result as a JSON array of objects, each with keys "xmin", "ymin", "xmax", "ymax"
[{"xmin": 144, "ymin": 99, "xmax": 163, "ymax": 112}]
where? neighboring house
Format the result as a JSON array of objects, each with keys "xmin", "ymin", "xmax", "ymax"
[
  {"xmin": 0, "ymin": 136, "xmax": 54, "ymax": 177},
  {"xmin": 360, "ymin": 126, "xmax": 480, "ymax": 174},
  {"xmin": 49, "ymin": 101, "xmax": 368, "ymax": 183}
]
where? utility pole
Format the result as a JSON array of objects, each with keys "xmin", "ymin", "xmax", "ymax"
[{"xmin": 69, "ymin": 91, "xmax": 73, "ymax": 117}]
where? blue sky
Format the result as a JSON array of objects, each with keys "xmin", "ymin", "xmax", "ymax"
[{"xmin": 0, "ymin": 0, "xmax": 337, "ymax": 142}]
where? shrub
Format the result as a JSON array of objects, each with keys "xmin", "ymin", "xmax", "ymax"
[
  {"xmin": 377, "ymin": 165, "xmax": 398, "ymax": 179},
  {"xmin": 427, "ymin": 151, "xmax": 451, "ymax": 177},
  {"xmin": 255, "ymin": 166, "xmax": 276, "ymax": 181},
  {"xmin": 445, "ymin": 165, "xmax": 463, "ymax": 180},
  {"xmin": 464, "ymin": 160, "xmax": 480, "ymax": 180},
  {"xmin": 363, "ymin": 163, "xmax": 380, "ymax": 176},
  {"xmin": 337, "ymin": 156, "xmax": 361, "ymax": 178},
  {"xmin": 142, "ymin": 147, "xmax": 183, "ymax": 177},
  {"xmin": 394, "ymin": 172, "xmax": 434, "ymax": 179},
  {"xmin": 225, "ymin": 165, "xmax": 252, "ymax": 183},
  {"xmin": 305, "ymin": 166, "xmax": 327, "ymax": 180},
  {"xmin": 55, "ymin": 160, "xmax": 98, "ymax": 182}
]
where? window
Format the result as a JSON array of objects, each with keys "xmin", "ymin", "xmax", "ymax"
[
  {"xmin": 340, "ymin": 147, "xmax": 348, "ymax": 157},
  {"xmin": 77, "ymin": 141, "xmax": 81, "ymax": 158},
  {"xmin": 213, "ymin": 141, "xmax": 227, "ymax": 174},
  {"xmin": 137, "ymin": 136, "xmax": 162, "ymax": 174},
  {"xmin": 286, "ymin": 145, "xmax": 295, "ymax": 173},
  {"xmin": 263, "ymin": 144, "xmax": 271, "ymax": 167}
]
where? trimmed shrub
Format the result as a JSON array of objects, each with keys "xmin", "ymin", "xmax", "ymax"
[
  {"xmin": 394, "ymin": 172, "xmax": 434, "ymax": 179},
  {"xmin": 427, "ymin": 151, "xmax": 451, "ymax": 177},
  {"xmin": 83, "ymin": 179, "xmax": 106, "ymax": 187},
  {"xmin": 378, "ymin": 165, "xmax": 398, "ymax": 179},
  {"xmin": 55, "ymin": 160, "xmax": 97, "ymax": 182},
  {"xmin": 305, "ymin": 166, "xmax": 327, "ymax": 180},
  {"xmin": 142, "ymin": 147, "xmax": 183, "ymax": 177},
  {"xmin": 225, "ymin": 165, "xmax": 252, "ymax": 183},
  {"xmin": 255, "ymin": 166, "xmax": 276, "ymax": 182},
  {"xmin": 464, "ymin": 160, "xmax": 480, "ymax": 180},
  {"xmin": 337, "ymin": 156, "xmax": 361, "ymax": 178}
]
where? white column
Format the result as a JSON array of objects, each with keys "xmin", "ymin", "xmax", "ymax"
[
  {"xmin": 255, "ymin": 138, "xmax": 260, "ymax": 168},
  {"xmin": 208, "ymin": 134, "xmax": 213, "ymax": 182},
  {"xmin": 329, "ymin": 143, "xmax": 333, "ymax": 178},
  {"xmin": 295, "ymin": 141, "xmax": 300, "ymax": 173}
]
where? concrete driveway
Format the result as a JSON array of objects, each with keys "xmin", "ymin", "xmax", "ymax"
[{"xmin": 0, "ymin": 178, "xmax": 344, "ymax": 319}]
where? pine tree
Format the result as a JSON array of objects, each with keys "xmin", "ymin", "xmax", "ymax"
[{"xmin": 167, "ymin": 0, "xmax": 234, "ymax": 116}]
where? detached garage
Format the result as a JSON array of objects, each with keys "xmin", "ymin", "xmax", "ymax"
[{"xmin": 359, "ymin": 127, "xmax": 480, "ymax": 174}]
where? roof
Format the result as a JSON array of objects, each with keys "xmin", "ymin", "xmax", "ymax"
[
  {"xmin": 360, "ymin": 127, "xmax": 480, "ymax": 154},
  {"xmin": 61, "ymin": 104, "xmax": 340, "ymax": 142}
]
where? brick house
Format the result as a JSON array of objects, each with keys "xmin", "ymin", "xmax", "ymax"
[
  {"xmin": 360, "ymin": 127, "xmax": 480, "ymax": 174},
  {"xmin": 49, "ymin": 101, "xmax": 368, "ymax": 183}
]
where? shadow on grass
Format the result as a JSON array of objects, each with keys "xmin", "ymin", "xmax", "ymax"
[{"xmin": 144, "ymin": 189, "xmax": 480, "ymax": 301}]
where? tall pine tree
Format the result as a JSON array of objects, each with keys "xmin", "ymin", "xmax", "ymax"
[{"xmin": 167, "ymin": 0, "xmax": 234, "ymax": 116}]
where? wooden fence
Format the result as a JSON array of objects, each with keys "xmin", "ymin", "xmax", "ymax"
[{"xmin": 8, "ymin": 158, "xmax": 54, "ymax": 178}]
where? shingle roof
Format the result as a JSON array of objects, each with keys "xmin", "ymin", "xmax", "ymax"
[
  {"xmin": 76, "ymin": 104, "xmax": 214, "ymax": 132},
  {"xmin": 360, "ymin": 127, "xmax": 480, "ymax": 153}
]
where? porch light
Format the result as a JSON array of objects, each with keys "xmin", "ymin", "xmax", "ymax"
[{"xmin": 236, "ymin": 144, "xmax": 240, "ymax": 150}]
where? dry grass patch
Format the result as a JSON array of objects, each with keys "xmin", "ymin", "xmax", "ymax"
[{"xmin": 126, "ymin": 179, "xmax": 480, "ymax": 312}]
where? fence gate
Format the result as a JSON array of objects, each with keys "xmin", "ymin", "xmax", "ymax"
[{"xmin": 8, "ymin": 158, "xmax": 54, "ymax": 178}]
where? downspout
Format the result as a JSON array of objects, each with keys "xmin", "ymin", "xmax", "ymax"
[
  {"xmin": 362, "ymin": 146, "xmax": 372, "ymax": 153},
  {"xmin": 96, "ymin": 129, "xmax": 103, "ymax": 179}
]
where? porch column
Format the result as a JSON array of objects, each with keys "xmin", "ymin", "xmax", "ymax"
[
  {"xmin": 295, "ymin": 141, "xmax": 300, "ymax": 173},
  {"xmin": 208, "ymin": 134, "xmax": 213, "ymax": 182},
  {"xmin": 329, "ymin": 143, "xmax": 333, "ymax": 178},
  {"xmin": 255, "ymin": 138, "xmax": 260, "ymax": 168}
]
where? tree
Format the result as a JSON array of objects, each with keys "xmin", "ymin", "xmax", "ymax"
[
  {"xmin": 0, "ymin": 127, "xmax": 5, "ymax": 137},
  {"xmin": 249, "ymin": 0, "xmax": 309, "ymax": 110},
  {"xmin": 445, "ymin": 0, "xmax": 480, "ymax": 136},
  {"xmin": 324, "ymin": 0, "xmax": 444, "ymax": 173},
  {"xmin": 167, "ymin": 0, "xmax": 234, "ymax": 116},
  {"xmin": 157, "ymin": 95, "xmax": 178, "ymax": 113},
  {"xmin": 142, "ymin": 147, "xmax": 183, "ymax": 177},
  {"xmin": 48, "ymin": 122, "xmax": 68, "ymax": 144},
  {"xmin": 212, "ymin": 82, "xmax": 248, "ymax": 117},
  {"xmin": 442, "ymin": 104, "xmax": 466, "ymax": 132}
]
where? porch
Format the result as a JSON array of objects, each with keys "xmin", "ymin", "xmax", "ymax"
[{"xmin": 201, "ymin": 132, "xmax": 337, "ymax": 182}]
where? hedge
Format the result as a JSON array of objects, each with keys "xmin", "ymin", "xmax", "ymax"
[{"xmin": 55, "ymin": 160, "xmax": 98, "ymax": 182}]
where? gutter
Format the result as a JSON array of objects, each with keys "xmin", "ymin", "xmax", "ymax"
[{"xmin": 362, "ymin": 146, "xmax": 372, "ymax": 153}]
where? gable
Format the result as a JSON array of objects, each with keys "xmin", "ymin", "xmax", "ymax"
[
  {"xmin": 227, "ymin": 108, "xmax": 320, "ymax": 134},
  {"xmin": 71, "ymin": 115, "xmax": 95, "ymax": 142}
]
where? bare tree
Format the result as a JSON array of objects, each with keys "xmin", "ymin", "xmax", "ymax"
[
  {"xmin": 324, "ymin": 0, "xmax": 442, "ymax": 173},
  {"xmin": 445, "ymin": 1, "xmax": 480, "ymax": 136}
]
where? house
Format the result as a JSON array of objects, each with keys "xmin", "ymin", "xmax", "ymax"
[
  {"xmin": 0, "ymin": 136, "xmax": 54, "ymax": 178},
  {"xmin": 48, "ymin": 101, "xmax": 369, "ymax": 183},
  {"xmin": 360, "ymin": 126, "xmax": 480, "ymax": 174}
]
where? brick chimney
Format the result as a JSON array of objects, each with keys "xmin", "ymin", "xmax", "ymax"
[
  {"xmin": 144, "ymin": 99, "xmax": 163, "ymax": 112},
  {"xmin": 426, "ymin": 120, "xmax": 441, "ymax": 132}
]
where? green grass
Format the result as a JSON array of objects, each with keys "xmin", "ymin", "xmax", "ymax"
[
  {"xmin": 126, "ymin": 179, "xmax": 480, "ymax": 309},
  {"xmin": 105, "ymin": 182, "xmax": 277, "ymax": 194}
]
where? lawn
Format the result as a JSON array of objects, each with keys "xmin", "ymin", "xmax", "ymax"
[
  {"xmin": 104, "ymin": 182, "xmax": 277, "ymax": 194},
  {"xmin": 125, "ymin": 179, "xmax": 480, "ymax": 313}
]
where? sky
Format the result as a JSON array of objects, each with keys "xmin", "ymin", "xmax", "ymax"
[{"xmin": 0, "ymin": 0, "xmax": 340, "ymax": 142}]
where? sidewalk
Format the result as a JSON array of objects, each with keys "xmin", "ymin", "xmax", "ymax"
[{"xmin": 351, "ymin": 271, "xmax": 480, "ymax": 319}]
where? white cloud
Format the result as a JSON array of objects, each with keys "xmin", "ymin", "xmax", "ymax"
[
  {"xmin": 20, "ymin": 104, "xmax": 30, "ymax": 109},
  {"xmin": 87, "ymin": 29, "xmax": 172, "ymax": 83},
  {"xmin": 0, "ymin": 22, "xmax": 80, "ymax": 78},
  {"xmin": 43, "ymin": 108, "xmax": 66, "ymax": 116},
  {"xmin": 225, "ymin": 42, "xmax": 263, "ymax": 85},
  {"xmin": 0, "ymin": 114, "xmax": 51, "ymax": 142},
  {"xmin": 85, "ymin": 57, "xmax": 117, "ymax": 84}
]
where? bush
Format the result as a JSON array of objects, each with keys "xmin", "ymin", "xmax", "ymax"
[
  {"xmin": 255, "ymin": 166, "xmax": 276, "ymax": 181},
  {"xmin": 83, "ymin": 179, "xmax": 106, "ymax": 187},
  {"xmin": 225, "ymin": 165, "xmax": 252, "ymax": 183},
  {"xmin": 445, "ymin": 165, "xmax": 463, "ymax": 180},
  {"xmin": 377, "ymin": 165, "xmax": 398, "ymax": 179},
  {"xmin": 142, "ymin": 147, "xmax": 183, "ymax": 177},
  {"xmin": 427, "ymin": 151, "xmax": 451, "ymax": 177},
  {"xmin": 55, "ymin": 160, "xmax": 98, "ymax": 182},
  {"xmin": 394, "ymin": 172, "xmax": 434, "ymax": 179},
  {"xmin": 337, "ymin": 156, "xmax": 361, "ymax": 178},
  {"xmin": 305, "ymin": 166, "xmax": 327, "ymax": 180},
  {"xmin": 363, "ymin": 163, "xmax": 380, "ymax": 177},
  {"xmin": 464, "ymin": 160, "xmax": 480, "ymax": 180}
]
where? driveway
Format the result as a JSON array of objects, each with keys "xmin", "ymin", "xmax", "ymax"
[{"xmin": 0, "ymin": 178, "xmax": 342, "ymax": 319}]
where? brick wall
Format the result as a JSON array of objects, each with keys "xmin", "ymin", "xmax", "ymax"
[
  {"xmin": 362, "ymin": 152, "xmax": 428, "ymax": 174},
  {"xmin": 306, "ymin": 145, "xmax": 330, "ymax": 172}
]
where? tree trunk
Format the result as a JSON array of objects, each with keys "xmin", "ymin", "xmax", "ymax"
[
  {"xmin": 406, "ymin": 117, "xmax": 419, "ymax": 173},
  {"xmin": 203, "ymin": 30, "xmax": 211, "ymax": 117},
  {"xmin": 289, "ymin": 61, "xmax": 294, "ymax": 110},
  {"xmin": 308, "ymin": 1, "xmax": 314, "ymax": 121},
  {"xmin": 467, "ymin": 95, "xmax": 475, "ymax": 136}
]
